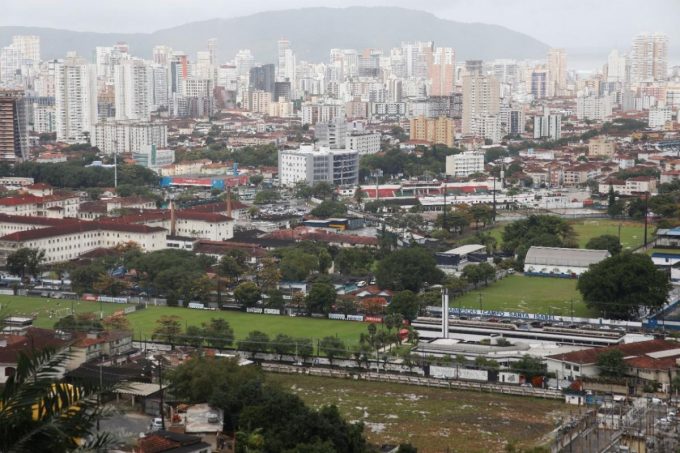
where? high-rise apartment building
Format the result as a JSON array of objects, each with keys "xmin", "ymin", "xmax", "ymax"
[
  {"xmin": 93, "ymin": 121, "xmax": 167, "ymax": 155},
  {"xmin": 409, "ymin": 116, "xmax": 455, "ymax": 147},
  {"xmin": 315, "ymin": 117, "xmax": 347, "ymax": 149},
  {"xmin": 576, "ymin": 95, "xmax": 613, "ymax": 121},
  {"xmin": 648, "ymin": 106, "xmax": 673, "ymax": 130},
  {"xmin": 0, "ymin": 90, "xmax": 28, "ymax": 162},
  {"xmin": 114, "ymin": 59, "xmax": 152, "ymax": 121},
  {"xmin": 547, "ymin": 48, "xmax": 567, "ymax": 97},
  {"xmin": 207, "ymin": 38, "xmax": 218, "ymax": 66},
  {"xmin": 249, "ymin": 64, "xmax": 275, "ymax": 93},
  {"xmin": 277, "ymin": 39, "xmax": 296, "ymax": 94},
  {"xmin": 54, "ymin": 55, "xmax": 98, "ymax": 143},
  {"xmin": 11, "ymin": 35, "xmax": 40, "ymax": 67},
  {"xmin": 508, "ymin": 109, "xmax": 526, "ymax": 135},
  {"xmin": 530, "ymin": 68, "xmax": 549, "ymax": 99},
  {"xmin": 462, "ymin": 74, "xmax": 500, "ymax": 136},
  {"xmin": 533, "ymin": 107, "xmax": 561, "ymax": 140},
  {"xmin": 631, "ymin": 33, "xmax": 668, "ymax": 83},
  {"xmin": 429, "ymin": 47, "xmax": 455, "ymax": 96},
  {"xmin": 152, "ymin": 45, "xmax": 173, "ymax": 66},
  {"xmin": 606, "ymin": 49, "xmax": 628, "ymax": 83},
  {"xmin": 247, "ymin": 90, "xmax": 272, "ymax": 114}
]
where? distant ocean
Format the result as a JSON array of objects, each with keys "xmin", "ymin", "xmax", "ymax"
[{"xmin": 566, "ymin": 48, "xmax": 680, "ymax": 72}]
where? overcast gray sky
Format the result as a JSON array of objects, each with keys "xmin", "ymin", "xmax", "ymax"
[{"xmin": 3, "ymin": 0, "xmax": 679, "ymax": 51}]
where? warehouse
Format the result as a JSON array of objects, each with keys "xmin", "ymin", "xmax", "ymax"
[
  {"xmin": 435, "ymin": 244, "xmax": 486, "ymax": 270},
  {"xmin": 524, "ymin": 246, "xmax": 610, "ymax": 278}
]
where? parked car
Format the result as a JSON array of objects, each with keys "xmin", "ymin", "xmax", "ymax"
[{"xmin": 150, "ymin": 418, "xmax": 164, "ymax": 431}]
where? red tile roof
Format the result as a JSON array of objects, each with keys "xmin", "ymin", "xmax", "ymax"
[
  {"xmin": 547, "ymin": 339, "xmax": 679, "ymax": 365},
  {"xmin": 0, "ymin": 328, "xmax": 69, "ymax": 363}
]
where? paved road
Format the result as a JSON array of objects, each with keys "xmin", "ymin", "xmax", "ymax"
[{"xmin": 100, "ymin": 410, "xmax": 151, "ymax": 445}]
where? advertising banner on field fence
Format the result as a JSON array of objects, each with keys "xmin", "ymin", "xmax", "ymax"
[
  {"xmin": 430, "ymin": 306, "xmax": 642, "ymax": 328},
  {"xmin": 98, "ymin": 296, "xmax": 128, "ymax": 304}
]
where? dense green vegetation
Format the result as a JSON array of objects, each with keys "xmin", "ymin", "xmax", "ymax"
[
  {"xmin": 578, "ymin": 252, "xmax": 670, "ymax": 320},
  {"xmin": 177, "ymin": 144, "xmax": 279, "ymax": 167},
  {"xmin": 169, "ymin": 356, "xmax": 370, "ymax": 453},
  {"xmin": 0, "ymin": 161, "xmax": 158, "ymax": 189},
  {"xmin": 359, "ymin": 145, "xmax": 460, "ymax": 181}
]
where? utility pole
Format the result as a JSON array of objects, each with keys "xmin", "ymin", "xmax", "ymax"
[
  {"xmin": 113, "ymin": 139, "xmax": 119, "ymax": 189},
  {"xmin": 158, "ymin": 357, "xmax": 165, "ymax": 430},
  {"xmin": 492, "ymin": 175, "xmax": 497, "ymax": 222},
  {"xmin": 643, "ymin": 191, "xmax": 649, "ymax": 247},
  {"xmin": 442, "ymin": 179, "xmax": 447, "ymax": 230}
]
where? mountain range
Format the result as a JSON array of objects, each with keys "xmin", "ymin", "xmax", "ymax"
[{"xmin": 0, "ymin": 7, "xmax": 549, "ymax": 63}]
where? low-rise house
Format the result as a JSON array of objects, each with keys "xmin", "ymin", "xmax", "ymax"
[
  {"xmin": 0, "ymin": 327, "xmax": 69, "ymax": 384},
  {"xmin": 135, "ymin": 430, "xmax": 211, "ymax": 453},
  {"xmin": 66, "ymin": 330, "xmax": 134, "ymax": 370},
  {"xmin": 547, "ymin": 339, "xmax": 680, "ymax": 392}
]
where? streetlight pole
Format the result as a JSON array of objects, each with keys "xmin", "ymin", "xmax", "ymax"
[{"xmin": 643, "ymin": 192, "xmax": 649, "ymax": 247}]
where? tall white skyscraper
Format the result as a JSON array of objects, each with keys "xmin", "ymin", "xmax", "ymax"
[
  {"xmin": 54, "ymin": 55, "xmax": 98, "ymax": 143},
  {"xmin": 630, "ymin": 33, "xmax": 668, "ymax": 83},
  {"xmin": 0, "ymin": 46, "xmax": 21, "ymax": 87},
  {"xmin": 152, "ymin": 45, "xmax": 173, "ymax": 65},
  {"xmin": 277, "ymin": 39, "xmax": 296, "ymax": 84},
  {"xmin": 114, "ymin": 59, "xmax": 152, "ymax": 121},
  {"xmin": 150, "ymin": 64, "xmax": 170, "ymax": 110},
  {"xmin": 462, "ymin": 74, "xmax": 500, "ymax": 135},
  {"xmin": 207, "ymin": 38, "xmax": 218, "ymax": 66},
  {"xmin": 11, "ymin": 35, "xmax": 40, "ymax": 67},
  {"xmin": 547, "ymin": 48, "xmax": 567, "ymax": 97},
  {"xmin": 234, "ymin": 49, "xmax": 255, "ymax": 78},
  {"xmin": 606, "ymin": 49, "xmax": 628, "ymax": 83}
]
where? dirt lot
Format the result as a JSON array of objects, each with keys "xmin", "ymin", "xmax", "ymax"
[{"xmin": 267, "ymin": 373, "xmax": 575, "ymax": 453}]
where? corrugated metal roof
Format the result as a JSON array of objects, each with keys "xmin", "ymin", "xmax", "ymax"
[{"xmin": 525, "ymin": 246, "xmax": 610, "ymax": 268}]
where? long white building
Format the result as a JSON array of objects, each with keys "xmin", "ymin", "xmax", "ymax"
[
  {"xmin": 445, "ymin": 152, "xmax": 485, "ymax": 178},
  {"xmin": 278, "ymin": 145, "xmax": 359, "ymax": 187},
  {"xmin": 93, "ymin": 121, "xmax": 167, "ymax": 155}
]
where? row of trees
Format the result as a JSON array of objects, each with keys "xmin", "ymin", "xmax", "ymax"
[{"xmin": 0, "ymin": 160, "xmax": 158, "ymax": 189}]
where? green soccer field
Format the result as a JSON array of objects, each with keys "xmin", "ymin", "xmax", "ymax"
[
  {"xmin": 569, "ymin": 219, "xmax": 647, "ymax": 250},
  {"xmin": 451, "ymin": 275, "xmax": 589, "ymax": 317},
  {"xmin": 489, "ymin": 218, "xmax": 648, "ymax": 251},
  {"xmin": 0, "ymin": 295, "xmax": 124, "ymax": 328},
  {"xmin": 125, "ymin": 306, "xmax": 368, "ymax": 345},
  {"xmin": 0, "ymin": 295, "xmax": 368, "ymax": 346}
]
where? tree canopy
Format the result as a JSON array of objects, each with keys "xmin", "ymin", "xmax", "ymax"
[
  {"xmin": 502, "ymin": 215, "xmax": 577, "ymax": 267},
  {"xmin": 577, "ymin": 252, "xmax": 670, "ymax": 320},
  {"xmin": 586, "ymin": 234, "xmax": 622, "ymax": 255},
  {"xmin": 310, "ymin": 200, "xmax": 347, "ymax": 218},
  {"xmin": 375, "ymin": 247, "xmax": 444, "ymax": 292}
]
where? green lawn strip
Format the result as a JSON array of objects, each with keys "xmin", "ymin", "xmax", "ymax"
[{"xmin": 125, "ymin": 306, "xmax": 368, "ymax": 345}]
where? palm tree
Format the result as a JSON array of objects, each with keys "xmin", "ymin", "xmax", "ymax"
[{"xmin": 0, "ymin": 348, "xmax": 113, "ymax": 452}]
